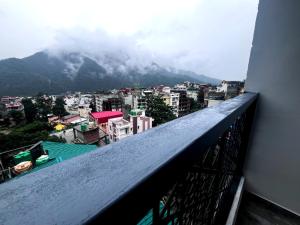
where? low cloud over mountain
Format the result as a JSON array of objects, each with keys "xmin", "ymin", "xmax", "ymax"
[{"xmin": 0, "ymin": 50, "xmax": 220, "ymax": 96}]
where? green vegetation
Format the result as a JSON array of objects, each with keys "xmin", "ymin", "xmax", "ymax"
[
  {"xmin": 8, "ymin": 110, "xmax": 24, "ymax": 125},
  {"xmin": 0, "ymin": 94, "xmax": 69, "ymax": 153},
  {"xmin": 0, "ymin": 51, "xmax": 220, "ymax": 96},
  {"xmin": 22, "ymin": 98, "xmax": 37, "ymax": 122},
  {"xmin": 52, "ymin": 98, "xmax": 68, "ymax": 117},
  {"xmin": 189, "ymin": 98, "xmax": 202, "ymax": 113},
  {"xmin": 0, "ymin": 121, "xmax": 50, "ymax": 152},
  {"xmin": 36, "ymin": 93, "xmax": 53, "ymax": 121},
  {"xmin": 89, "ymin": 101, "xmax": 96, "ymax": 112},
  {"xmin": 46, "ymin": 135, "xmax": 66, "ymax": 143},
  {"xmin": 145, "ymin": 95, "xmax": 176, "ymax": 126}
]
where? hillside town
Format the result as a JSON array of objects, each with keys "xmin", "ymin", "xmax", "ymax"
[{"xmin": 0, "ymin": 80, "xmax": 244, "ymax": 182}]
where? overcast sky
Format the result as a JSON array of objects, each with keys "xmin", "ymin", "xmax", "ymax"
[{"xmin": 0, "ymin": 0, "xmax": 258, "ymax": 80}]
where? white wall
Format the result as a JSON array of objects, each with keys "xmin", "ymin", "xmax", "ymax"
[{"xmin": 245, "ymin": 0, "xmax": 300, "ymax": 215}]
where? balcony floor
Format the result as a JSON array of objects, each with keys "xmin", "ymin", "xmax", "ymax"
[{"xmin": 236, "ymin": 192, "xmax": 300, "ymax": 225}]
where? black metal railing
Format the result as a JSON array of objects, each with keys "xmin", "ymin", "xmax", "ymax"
[{"xmin": 0, "ymin": 93, "xmax": 258, "ymax": 225}]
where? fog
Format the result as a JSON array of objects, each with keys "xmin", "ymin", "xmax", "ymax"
[{"xmin": 0, "ymin": 0, "xmax": 258, "ymax": 80}]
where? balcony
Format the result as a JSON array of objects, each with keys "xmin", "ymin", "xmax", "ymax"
[
  {"xmin": 0, "ymin": 93, "xmax": 258, "ymax": 225},
  {"xmin": 1, "ymin": 0, "xmax": 300, "ymax": 224}
]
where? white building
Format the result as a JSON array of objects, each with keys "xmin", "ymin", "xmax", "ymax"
[
  {"xmin": 206, "ymin": 91, "xmax": 225, "ymax": 107},
  {"xmin": 94, "ymin": 93, "xmax": 117, "ymax": 112},
  {"xmin": 174, "ymin": 84, "xmax": 187, "ymax": 91},
  {"xmin": 162, "ymin": 86, "xmax": 171, "ymax": 94},
  {"xmin": 78, "ymin": 106, "xmax": 91, "ymax": 118},
  {"xmin": 217, "ymin": 81, "xmax": 244, "ymax": 99},
  {"xmin": 108, "ymin": 118, "xmax": 131, "ymax": 142},
  {"xmin": 187, "ymin": 89, "xmax": 198, "ymax": 101},
  {"xmin": 169, "ymin": 92, "xmax": 180, "ymax": 117},
  {"xmin": 132, "ymin": 95, "xmax": 147, "ymax": 110},
  {"xmin": 108, "ymin": 109, "xmax": 154, "ymax": 143},
  {"xmin": 123, "ymin": 93, "xmax": 134, "ymax": 107}
]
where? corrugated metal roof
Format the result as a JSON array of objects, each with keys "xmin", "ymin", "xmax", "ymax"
[
  {"xmin": 91, "ymin": 111, "xmax": 123, "ymax": 123},
  {"xmin": 18, "ymin": 141, "xmax": 97, "ymax": 176}
]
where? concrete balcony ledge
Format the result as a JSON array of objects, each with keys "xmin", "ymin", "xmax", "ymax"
[{"xmin": 0, "ymin": 93, "xmax": 258, "ymax": 225}]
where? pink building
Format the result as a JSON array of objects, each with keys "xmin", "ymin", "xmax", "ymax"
[{"xmin": 90, "ymin": 111, "xmax": 123, "ymax": 132}]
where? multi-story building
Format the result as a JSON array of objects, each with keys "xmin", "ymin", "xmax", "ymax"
[
  {"xmin": 161, "ymin": 94, "xmax": 170, "ymax": 106},
  {"xmin": 128, "ymin": 109, "xmax": 153, "ymax": 135},
  {"xmin": 169, "ymin": 93, "xmax": 180, "ymax": 117},
  {"xmin": 217, "ymin": 80, "xmax": 244, "ymax": 99},
  {"xmin": 0, "ymin": 96, "xmax": 24, "ymax": 113},
  {"xmin": 186, "ymin": 89, "xmax": 199, "ymax": 102},
  {"xmin": 174, "ymin": 84, "xmax": 187, "ymax": 91},
  {"xmin": 73, "ymin": 124, "xmax": 100, "ymax": 144},
  {"xmin": 102, "ymin": 98, "xmax": 123, "ymax": 111},
  {"xmin": 122, "ymin": 93, "xmax": 134, "ymax": 108},
  {"xmin": 171, "ymin": 90, "xmax": 191, "ymax": 117},
  {"xmin": 78, "ymin": 106, "xmax": 91, "ymax": 118},
  {"xmin": 162, "ymin": 86, "xmax": 171, "ymax": 94},
  {"xmin": 206, "ymin": 91, "xmax": 225, "ymax": 107},
  {"xmin": 108, "ymin": 118, "xmax": 131, "ymax": 143},
  {"xmin": 133, "ymin": 94, "xmax": 147, "ymax": 110},
  {"xmin": 108, "ymin": 109, "xmax": 153, "ymax": 143},
  {"xmin": 0, "ymin": 96, "xmax": 19, "ymax": 104},
  {"xmin": 90, "ymin": 111, "xmax": 123, "ymax": 131},
  {"xmin": 159, "ymin": 92, "xmax": 180, "ymax": 117},
  {"xmin": 94, "ymin": 92, "xmax": 119, "ymax": 112}
]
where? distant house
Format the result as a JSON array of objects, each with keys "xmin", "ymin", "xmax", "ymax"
[
  {"xmin": 206, "ymin": 91, "xmax": 225, "ymax": 107},
  {"xmin": 90, "ymin": 111, "xmax": 123, "ymax": 133},
  {"xmin": 102, "ymin": 98, "xmax": 123, "ymax": 112},
  {"xmin": 217, "ymin": 80, "xmax": 244, "ymax": 99},
  {"xmin": 108, "ymin": 118, "xmax": 131, "ymax": 143},
  {"xmin": 0, "ymin": 96, "xmax": 24, "ymax": 114},
  {"xmin": 61, "ymin": 114, "xmax": 81, "ymax": 125},
  {"xmin": 107, "ymin": 109, "xmax": 153, "ymax": 143},
  {"xmin": 0, "ymin": 141, "xmax": 97, "ymax": 182},
  {"xmin": 0, "ymin": 102, "xmax": 7, "ymax": 118},
  {"xmin": 128, "ymin": 109, "xmax": 153, "ymax": 134},
  {"xmin": 48, "ymin": 116, "xmax": 59, "ymax": 125},
  {"xmin": 73, "ymin": 124, "xmax": 100, "ymax": 144},
  {"xmin": 171, "ymin": 89, "xmax": 191, "ymax": 117},
  {"xmin": 94, "ymin": 93, "xmax": 122, "ymax": 112}
]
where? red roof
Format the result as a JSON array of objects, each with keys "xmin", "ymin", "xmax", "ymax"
[{"xmin": 90, "ymin": 111, "xmax": 123, "ymax": 124}]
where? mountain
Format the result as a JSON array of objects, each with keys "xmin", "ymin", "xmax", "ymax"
[{"xmin": 0, "ymin": 51, "xmax": 220, "ymax": 96}]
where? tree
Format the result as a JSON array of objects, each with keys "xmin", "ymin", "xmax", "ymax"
[
  {"xmin": 189, "ymin": 98, "xmax": 201, "ymax": 113},
  {"xmin": 9, "ymin": 110, "xmax": 23, "ymax": 125},
  {"xmin": 22, "ymin": 98, "xmax": 37, "ymax": 123},
  {"xmin": 89, "ymin": 102, "xmax": 96, "ymax": 112},
  {"xmin": 47, "ymin": 135, "xmax": 66, "ymax": 143},
  {"xmin": 52, "ymin": 98, "xmax": 68, "ymax": 117},
  {"xmin": 145, "ymin": 95, "xmax": 176, "ymax": 126},
  {"xmin": 36, "ymin": 93, "xmax": 52, "ymax": 121},
  {"xmin": 0, "ymin": 121, "xmax": 52, "ymax": 153}
]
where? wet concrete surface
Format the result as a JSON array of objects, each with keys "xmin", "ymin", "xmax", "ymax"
[{"xmin": 236, "ymin": 193, "xmax": 300, "ymax": 225}]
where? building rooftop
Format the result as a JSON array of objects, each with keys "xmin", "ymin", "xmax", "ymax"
[
  {"xmin": 62, "ymin": 114, "xmax": 80, "ymax": 120},
  {"xmin": 73, "ymin": 124, "xmax": 98, "ymax": 132},
  {"xmin": 129, "ymin": 109, "xmax": 145, "ymax": 116},
  {"xmin": 18, "ymin": 141, "xmax": 97, "ymax": 177},
  {"xmin": 90, "ymin": 111, "xmax": 123, "ymax": 123},
  {"xmin": 109, "ymin": 118, "xmax": 130, "ymax": 127}
]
